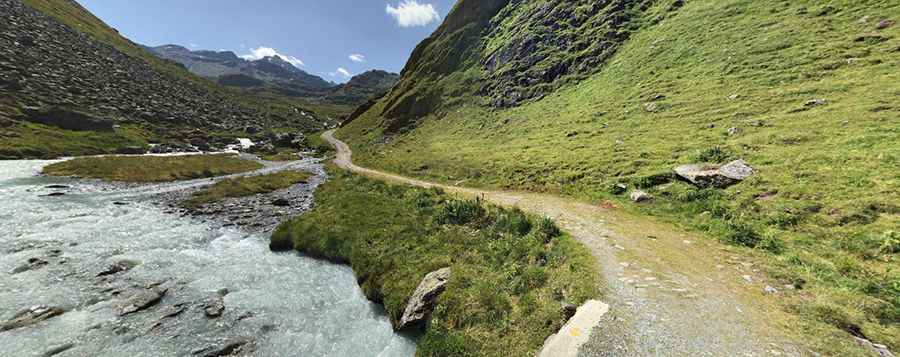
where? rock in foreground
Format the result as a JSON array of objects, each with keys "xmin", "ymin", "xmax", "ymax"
[
  {"xmin": 397, "ymin": 267, "xmax": 451, "ymax": 330},
  {"xmin": 674, "ymin": 160, "xmax": 754, "ymax": 188},
  {"xmin": 539, "ymin": 300, "xmax": 610, "ymax": 357}
]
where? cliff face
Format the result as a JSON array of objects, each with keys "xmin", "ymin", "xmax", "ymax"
[
  {"xmin": 374, "ymin": 0, "xmax": 680, "ymax": 133},
  {"xmin": 377, "ymin": 0, "xmax": 511, "ymax": 132}
]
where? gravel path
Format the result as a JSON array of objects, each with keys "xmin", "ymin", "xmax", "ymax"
[{"xmin": 323, "ymin": 130, "xmax": 808, "ymax": 356}]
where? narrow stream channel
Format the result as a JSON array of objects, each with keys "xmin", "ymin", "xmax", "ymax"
[{"xmin": 0, "ymin": 160, "xmax": 416, "ymax": 356}]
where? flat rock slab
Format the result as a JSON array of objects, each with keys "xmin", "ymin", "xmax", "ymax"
[
  {"xmin": 539, "ymin": 300, "xmax": 609, "ymax": 357},
  {"xmin": 674, "ymin": 160, "xmax": 754, "ymax": 188}
]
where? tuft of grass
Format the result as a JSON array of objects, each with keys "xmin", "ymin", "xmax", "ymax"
[
  {"xmin": 43, "ymin": 154, "xmax": 261, "ymax": 183},
  {"xmin": 271, "ymin": 168, "xmax": 600, "ymax": 357},
  {"xmin": 183, "ymin": 170, "xmax": 311, "ymax": 208}
]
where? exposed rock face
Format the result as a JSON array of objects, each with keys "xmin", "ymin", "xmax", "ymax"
[
  {"xmin": 852, "ymin": 336, "xmax": 896, "ymax": 357},
  {"xmin": 23, "ymin": 106, "xmax": 114, "ymax": 131},
  {"xmin": 327, "ymin": 70, "xmax": 400, "ymax": 105},
  {"xmin": 0, "ymin": 0, "xmax": 275, "ymax": 132},
  {"xmin": 674, "ymin": 160, "xmax": 754, "ymax": 188},
  {"xmin": 1, "ymin": 305, "xmax": 66, "ymax": 331},
  {"xmin": 481, "ymin": 0, "xmax": 680, "ymax": 107},
  {"xmin": 397, "ymin": 267, "xmax": 451, "ymax": 330}
]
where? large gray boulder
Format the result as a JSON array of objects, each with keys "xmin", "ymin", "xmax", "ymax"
[
  {"xmin": 397, "ymin": 267, "xmax": 451, "ymax": 330},
  {"xmin": 674, "ymin": 160, "xmax": 754, "ymax": 188}
]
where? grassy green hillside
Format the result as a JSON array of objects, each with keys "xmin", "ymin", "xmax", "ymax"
[{"xmin": 341, "ymin": 0, "xmax": 899, "ymax": 353}]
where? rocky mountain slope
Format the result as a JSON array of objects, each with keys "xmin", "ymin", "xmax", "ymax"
[
  {"xmin": 0, "ymin": 0, "xmax": 329, "ymax": 159},
  {"xmin": 339, "ymin": 0, "xmax": 900, "ymax": 355},
  {"xmin": 326, "ymin": 70, "xmax": 400, "ymax": 105}
]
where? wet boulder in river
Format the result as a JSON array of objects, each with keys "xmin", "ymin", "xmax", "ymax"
[
  {"xmin": 1, "ymin": 305, "xmax": 66, "ymax": 331},
  {"xmin": 116, "ymin": 288, "xmax": 167, "ymax": 316}
]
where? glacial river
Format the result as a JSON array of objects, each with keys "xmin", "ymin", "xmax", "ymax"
[{"xmin": 0, "ymin": 160, "xmax": 416, "ymax": 356}]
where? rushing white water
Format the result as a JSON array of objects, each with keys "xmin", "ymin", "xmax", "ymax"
[{"xmin": 0, "ymin": 160, "xmax": 416, "ymax": 356}]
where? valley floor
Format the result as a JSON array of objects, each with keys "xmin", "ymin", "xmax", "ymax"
[{"xmin": 322, "ymin": 130, "xmax": 878, "ymax": 356}]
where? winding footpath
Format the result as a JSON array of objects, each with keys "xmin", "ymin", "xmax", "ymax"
[{"xmin": 323, "ymin": 130, "xmax": 807, "ymax": 356}]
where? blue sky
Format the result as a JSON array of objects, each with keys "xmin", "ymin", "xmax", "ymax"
[{"xmin": 76, "ymin": 0, "xmax": 457, "ymax": 82}]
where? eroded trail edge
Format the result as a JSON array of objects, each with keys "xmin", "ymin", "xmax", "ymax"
[{"xmin": 323, "ymin": 130, "xmax": 807, "ymax": 356}]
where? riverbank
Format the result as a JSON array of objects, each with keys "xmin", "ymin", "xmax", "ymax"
[
  {"xmin": 0, "ymin": 159, "xmax": 416, "ymax": 356},
  {"xmin": 272, "ymin": 167, "xmax": 601, "ymax": 356}
]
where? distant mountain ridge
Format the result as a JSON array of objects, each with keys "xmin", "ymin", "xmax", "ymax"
[
  {"xmin": 144, "ymin": 44, "xmax": 335, "ymax": 91},
  {"xmin": 146, "ymin": 44, "xmax": 400, "ymax": 107}
]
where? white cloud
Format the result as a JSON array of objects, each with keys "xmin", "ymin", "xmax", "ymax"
[
  {"xmin": 386, "ymin": 1, "xmax": 439, "ymax": 27},
  {"xmin": 349, "ymin": 53, "xmax": 366, "ymax": 63},
  {"xmin": 329, "ymin": 68, "xmax": 352, "ymax": 78},
  {"xmin": 189, "ymin": 43, "xmax": 198, "ymax": 48},
  {"xmin": 240, "ymin": 46, "xmax": 305, "ymax": 68}
]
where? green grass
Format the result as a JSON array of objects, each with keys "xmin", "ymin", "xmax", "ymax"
[
  {"xmin": 43, "ymin": 154, "xmax": 262, "ymax": 182},
  {"xmin": 272, "ymin": 168, "xmax": 600, "ymax": 357},
  {"xmin": 340, "ymin": 0, "xmax": 900, "ymax": 353},
  {"xmin": 0, "ymin": 122, "xmax": 150, "ymax": 159},
  {"xmin": 183, "ymin": 170, "xmax": 311, "ymax": 208}
]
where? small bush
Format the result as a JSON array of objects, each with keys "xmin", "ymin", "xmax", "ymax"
[
  {"xmin": 437, "ymin": 199, "xmax": 487, "ymax": 225},
  {"xmin": 694, "ymin": 146, "xmax": 732, "ymax": 163},
  {"xmin": 633, "ymin": 171, "xmax": 675, "ymax": 188},
  {"xmin": 722, "ymin": 220, "xmax": 763, "ymax": 248},
  {"xmin": 880, "ymin": 231, "xmax": 899, "ymax": 255},
  {"xmin": 494, "ymin": 208, "xmax": 533, "ymax": 236},
  {"xmin": 536, "ymin": 217, "xmax": 562, "ymax": 242}
]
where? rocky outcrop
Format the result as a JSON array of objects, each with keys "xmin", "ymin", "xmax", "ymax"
[
  {"xmin": 481, "ymin": 0, "xmax": 678, "ymax": 107},
  {"xmin": 1, "ymin": 305, "xmax": 66, "ymax": 331},
  {"xmin": 674, "ymin": 160, "xmax": 754, "ymax": 188},
  {"xmin": 326, "ymin": 70, "xmax": 399, "ymax": 105},
  {"xmin": 115, "ymin": 287, "xmax": 167, "ymax": 316},
  {"xmin": 23, "ymin": 106, "xmax": 114, "ymax": 131},
  {"xmin": 397, "ymin": 267, "xmax": 451, "ymax": 330}
]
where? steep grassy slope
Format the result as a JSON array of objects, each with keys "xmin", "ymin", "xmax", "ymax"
[{"xmin": 341, "ymin": 0, "xmax": 900, "ymax": 353}]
